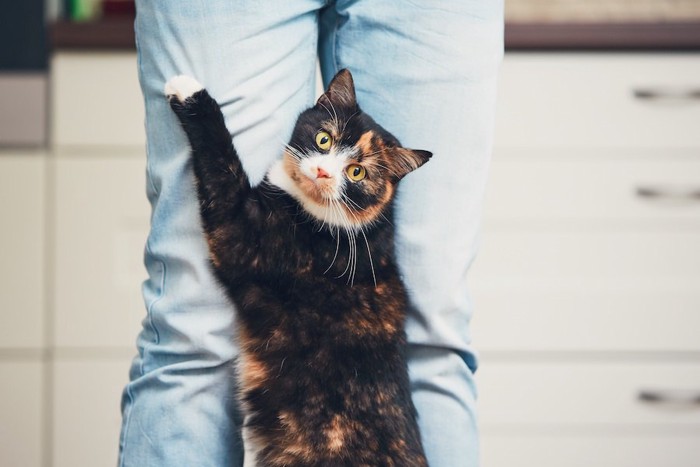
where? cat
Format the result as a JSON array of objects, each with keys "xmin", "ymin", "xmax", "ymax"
[{"xmin": 165, "ymin": 69, "xmax": 431, "ymax": 467}]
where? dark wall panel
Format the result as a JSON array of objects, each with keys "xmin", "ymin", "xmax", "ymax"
[{"xmin": 0, "ymin": 0, "xmax": 47, "ymax": 71}]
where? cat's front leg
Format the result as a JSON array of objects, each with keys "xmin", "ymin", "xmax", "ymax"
[{"xmin": 165, "ymin": 75, "xmax": 252, "ymax": 230}]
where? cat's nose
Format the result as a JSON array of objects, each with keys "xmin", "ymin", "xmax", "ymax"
[{"xmin": 316, "ymin": 167, "xmax": 331, "ymax": 179}]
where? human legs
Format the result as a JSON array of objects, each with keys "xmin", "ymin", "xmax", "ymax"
[
  {"xmin": 119, "ymin": 1, "xmax": 321, "ymax": 465},
  {"xmin": 319, "ymin": 1, "xmax": 504, "ymax": 464}
]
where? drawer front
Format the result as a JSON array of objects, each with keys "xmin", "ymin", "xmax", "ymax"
[
  {"xmin": 482, "ymin": 433, "xmax": 700, "ymax": 467},
  {"xmin": 484, "ymin": 150, "xmax": 700, "ymax": 226},
  {"xmin": 471, "ymin": 231, "xmax": 700, "ymax": 351},
  {"xmin": 54, "ymin": 155, "xmax": 149, "ymax": 348},
  {"xmin": 496, "ymin": 53, "xmax": 700, "ymax": 149},
  {"xmin": 477, "ymin": 362, "xmax": 700, "ymax": 426}
]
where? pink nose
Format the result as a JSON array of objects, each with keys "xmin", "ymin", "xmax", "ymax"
[{"xmin": 316, "ymin": 167, "xmax": 331, "ymax": 179}]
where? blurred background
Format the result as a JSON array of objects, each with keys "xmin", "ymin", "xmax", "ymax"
[{"xmin": 1, "ymin": 1, "xmax": 699, "ymax": 466}]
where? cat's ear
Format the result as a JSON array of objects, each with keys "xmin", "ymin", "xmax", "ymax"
[
  {"xmin": 316, "ymin": 69, "xmax": 357, "ymax": 110},
  {"xmin": 391, "ymin": 148, "xmax": 433, "ymax": 180}
]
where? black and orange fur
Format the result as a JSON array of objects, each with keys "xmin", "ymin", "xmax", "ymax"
[{"xmin": 167, "ymin": 70, "xmax": 431, "ymax": 467}]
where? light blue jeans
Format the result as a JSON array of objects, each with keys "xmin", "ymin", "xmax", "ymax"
[{"xmin": 119, "ymin": 1, "xmax": 503, "ymax": 466}]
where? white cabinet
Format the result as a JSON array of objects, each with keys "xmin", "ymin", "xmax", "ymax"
[
  {"xmin": 53, "ymin": 153, "xmax": 149, "ymax": 348},
  {"xmin": 51, "ymin": 52, "xmax": 145, "ymax": 147},
  {"xmin": 47, "ymin": 51, "xmax": 149, "ymax": 467},
  {"xmin": 0, "ymin": 154, "xmax": 45, "ymax": 349},
  {"xmin": 473, "ymin": 53, "xmax": 700, "ymax": 467},
  {"xmin": 53, "ymin": 357, "xmax": 133, "ymax": 467},
  {"xmin": 481, "ymin": 434, "xmax": 700, "ymax": 467},
  {"xmin": 0, "ymin": 361, "xmax": 43, "ymax": 467},
  {"xmin": 495, "ymin": 54, "xmax": 700, "ymax": 148}
]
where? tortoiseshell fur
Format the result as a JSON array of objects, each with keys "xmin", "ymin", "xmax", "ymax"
[{"xmin": 167, "ymin": 70, "xmax": 431, "ymax": 467}]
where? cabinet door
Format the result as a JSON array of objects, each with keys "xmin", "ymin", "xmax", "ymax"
[
  {"xmin": 472, "ymin": 151, "xmax": 700, "ymax": 352},
  {"xmin": 496, "ymin": 53, "xmax": 700, "ymax": 149},
  {"xmin": 51, "ymin": 52, "xmax": 145, "ymax": 146},
  {"xmin": 478, "ymin": 361, "xmax": 700, "ymax": 427},
  {"xmin": 53, "ymin": 357, "xmax": 132, "ymax": 467},
  {"xmin": 0, "ymin": 361, "xmax": 43, "ymax": 467},
  {"xmin": 482, "ymin": 433, "xmax": 700, "ymax": 467},
  {"xmin": 0, "ymin": 154, "xmax": 45, "ymax": 349},
  {"xmin": 54, "ymin": 154, "xmax": 149, "ymax": 348}
]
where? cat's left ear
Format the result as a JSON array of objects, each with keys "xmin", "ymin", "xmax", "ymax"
[
  {"xmin": 316, "ymin": 69, "xmax": 357, "ymax": 110},
  {"xmin": 392, "ymin": 148, "xmax": 433, "ymax": 180}
]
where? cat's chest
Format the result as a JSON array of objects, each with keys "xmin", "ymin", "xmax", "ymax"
[{"xmin": 238, "ymin": 269, "xmax": 406, "ymax": 347}]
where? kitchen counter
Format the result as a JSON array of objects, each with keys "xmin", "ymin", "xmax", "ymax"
[{"xmin": 50, "ymin": 18, "xmax": 700, "ymax": 51}]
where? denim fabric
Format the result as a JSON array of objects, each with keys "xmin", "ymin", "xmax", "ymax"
[{"xmin": 119, "ymin": 1, "xmax": 502, "ymax": 466}]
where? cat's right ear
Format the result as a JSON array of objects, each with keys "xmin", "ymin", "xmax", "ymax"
[
  {"xmin": 316, "ymin": 69, "xmax": 358, "ymax": 110},
  {"xmin": 391, "ymin": 148, "xmax": 433, "ymax": 180}
]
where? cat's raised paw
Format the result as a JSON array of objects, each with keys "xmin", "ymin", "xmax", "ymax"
[{"xmin": 165, "ymin": 75, "xmax": 204, "ymax": 103}]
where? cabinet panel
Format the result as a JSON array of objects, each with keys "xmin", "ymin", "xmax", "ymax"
[
  {"xmin": 0, "ymin": 154, "xmax": 45, "ymax": 348},
  {"xmin": 496, "ymin": 54, "xmax": 700, "ymax": 149},
  {"xmin": 53, "ymin": 358, "xmax": 131, "ymax": 467},
  {"xmin": 484, "ymin": 150, "xmax": 700, "ymax": 226},
  {"xmin": 0, "ymin": 361, "xmax": 43, "ymax": 467},
  {"xmin": 478, "ymin": 361, "xmax": 700, "ymax": 426},
  {"xmin": 482, "ymin": 433, "xmax": 700, "ymax": 467},
  {"xmin": 54, "ymin": 156, "xmax": 149, "ymax": 348},
  {"xmin": 51, "ymin": 52, "xmax": 145, "ymax": 146},
  {"xmin": 472, "ymin": 281, "xmax": 700, "ymax": 351},
  {"xmin": 471, "ymin": 230, "xmax": 700, "ymax": 351},
  {"xmin": 474, "ymin": 230, "xmax": 700, "ymax": 279}
]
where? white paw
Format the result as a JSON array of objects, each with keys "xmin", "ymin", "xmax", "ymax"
[{"xmin": 164, "ymin": 75, "xmax": 204, "ymax": 102}]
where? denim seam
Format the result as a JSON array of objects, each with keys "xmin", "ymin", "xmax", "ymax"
[
  {"xmin": 118, "ymin": 384, "xmax": 135, "ymax": 467},
  {"xmin": 331, "ymin": 6, "xmax": 341, "ymax": 74},
  {"xmin": 141, "ymin": 239, "xmax": 165, "ymax": 377},
  {"xmin": 134, "ymin": 12, "xmax": 164, "ymax": 379}
]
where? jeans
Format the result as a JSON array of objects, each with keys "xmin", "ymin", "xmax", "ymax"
[{"xmin": 119, "ymin": 1, "xmax": 503, "ymax": 466}]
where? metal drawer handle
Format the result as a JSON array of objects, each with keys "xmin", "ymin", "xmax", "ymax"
[
  {"xmin": 638, "ymin": 389, "xmax": 700, "ymax": 405},
  {"xmin": 633, "ymin": 88, "xmax": 700, "ymax": 100},
  {"xmin": 636, "ymin": 186, "xmax": 700, "ymax": 201}
]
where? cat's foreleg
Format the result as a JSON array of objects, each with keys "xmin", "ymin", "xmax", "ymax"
[{"xmin": 165, "ymin": 76, "xmax": 251, "ymax": 226}]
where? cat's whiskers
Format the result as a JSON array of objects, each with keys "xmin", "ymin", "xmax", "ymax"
[
  {"xmin": 283, "ymin": 144, "xmax": 305, "ymax": 162},
  {"xmin": 360, "ymin": 228, "xmax": 377, "ymax": 288},
  {"xmin": 368, "ymin": 160, "xmax": 401, "ymax": 179},
  {"xmin": 341, "ymin": 110, "xmax": 360, "ymax": 135},
  {"xmin": 318, "ymin": 100, "xmax": 341, "ymax": 136},
  {"xmin": 323, "ymin": 226, "xmax": 342, "ymax": 276},
  {"xmin": 362, "ymin": 147, "xmax": 389, "ymax": 159}
]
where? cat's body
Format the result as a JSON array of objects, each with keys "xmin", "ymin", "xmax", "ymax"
[{"xmin": 166, "ymin": 70, "xmax": 431, "ymax": 467}]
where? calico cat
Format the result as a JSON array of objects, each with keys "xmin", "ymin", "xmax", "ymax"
[{"xmin": 165, "ymin": 69, "xmax": 431, "ymax": 467}]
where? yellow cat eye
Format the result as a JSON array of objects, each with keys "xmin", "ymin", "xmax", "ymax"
[
  {"xmin": 315, "ymin": 131, "xmax": 332, "ymax": 150},
  {"xmin": 346, "ymin": 164, "xmax": 366, "ymax": 182}
]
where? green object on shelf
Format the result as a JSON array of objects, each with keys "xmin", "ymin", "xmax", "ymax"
[{"xmin": 67, "ymin": 0, "xmax": 101, "ymax": 22}]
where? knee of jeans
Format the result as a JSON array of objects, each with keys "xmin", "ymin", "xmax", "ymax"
[{"xmin": 407, "ymin": 344, "xmax": 478, "ymax": 399}]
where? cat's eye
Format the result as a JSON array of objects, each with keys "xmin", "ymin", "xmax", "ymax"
[
  {"xmin": 346, "ymin": 164, "xmax": 366, "ymax": 182},
  {"xmin": 315, "ymin": 131, "xmax": 332, "ymax": 150}
]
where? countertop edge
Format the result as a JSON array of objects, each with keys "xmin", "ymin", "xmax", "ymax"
[{"xmin": 50, "ymin": 19, "xmax": 700, "ymax": 51}]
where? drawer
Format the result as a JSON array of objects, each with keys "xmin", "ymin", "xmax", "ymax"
[
  {"xmin": 484, "ymin": 149, "xmax": 700, "ymax": 227},
  {"xmin": 477, "ymin": 361, "xmax": 700, "ymax": 426},
  {"xmin": 496, "ymin": 53, "xmax": 700, "ymax": 149},
  {"xmin": 470, "ymin": 231, "xmax": 700, "ymax": 351},
  {"xmin": 0, "ymin": 361, "xmax": 43, "ymax": 467},
  {"xmin": 54, "ymin": 154, "xmax": 149, "ymax": 348},
  {"xmin": 482, "ymin": 433, "xmax": 700, "ymax": 467},
  {"xmin": 51, "ymin": 52, "xmax": 145, "ymax": 146},
  {"xmin": 0, "ymin": 154, "xmax": 45, "ymax": 349}
]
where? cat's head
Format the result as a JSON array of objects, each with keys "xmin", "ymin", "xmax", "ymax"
[{"xmin": 269, "ymin": 69, "xmax": 432, "ymax": 231}]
